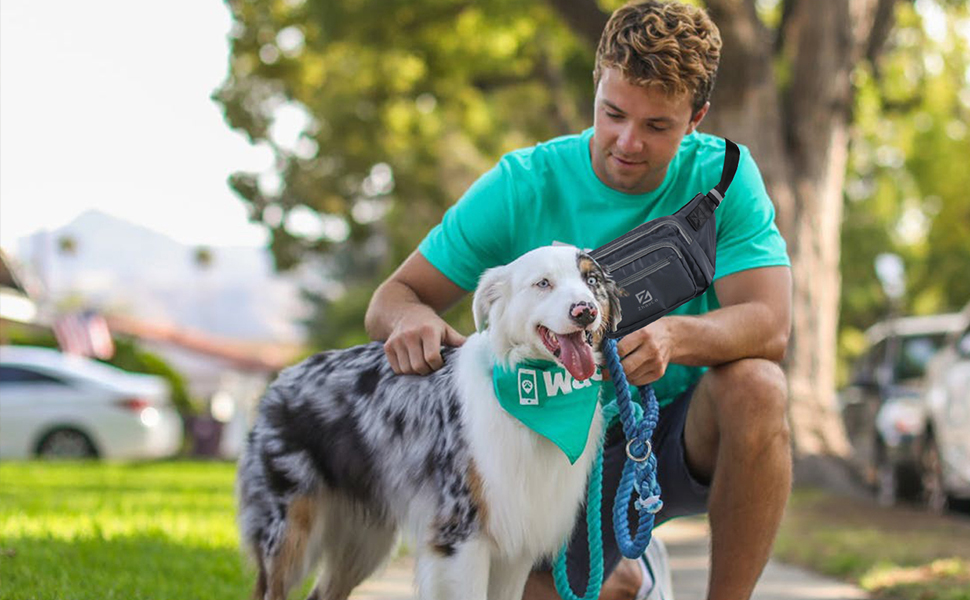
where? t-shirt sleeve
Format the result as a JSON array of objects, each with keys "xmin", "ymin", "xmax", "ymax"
[
  {"xmin": 418, "ymin": 158, "xmax": 519, "ymax": 291},
  {"xmin": 712, "ymin": 145, "xmax": 791, "ymax": 280}
]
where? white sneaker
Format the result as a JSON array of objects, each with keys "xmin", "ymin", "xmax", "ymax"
[{"xmin": 636, "ymin": 536, "xmax": 674, "ymax": 600}]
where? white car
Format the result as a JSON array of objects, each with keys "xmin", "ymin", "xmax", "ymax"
[
  {"xmin": 921, "ymin": 316, "xmax": 970, "ymax": 512},
  {"xmin": 0, "ymin": 346, "xmax": 183, "ymax": 460}
]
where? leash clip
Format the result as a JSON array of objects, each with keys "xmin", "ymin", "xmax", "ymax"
[{"xmin": 625, "ymin": 438, "xmax": 652, "ymax": 463}]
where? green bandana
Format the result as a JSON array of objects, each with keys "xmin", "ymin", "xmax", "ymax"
[{"xmin": 493, "ymin": 359, "xmax": 603, "ymax": 464}]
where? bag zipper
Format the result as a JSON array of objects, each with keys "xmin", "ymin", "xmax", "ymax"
[
  {"xmin": 593, "ymin": 218, "xmax": 692, "ymax": 261},
  {"xmin": 616, "ymin": 259, "xmax": 671, "ymax": 289},
  {"xmin": 607, "ymin": 241, "xmax": 685, "ymax": 273}
]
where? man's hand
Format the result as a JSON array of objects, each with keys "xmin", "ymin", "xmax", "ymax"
[
  {"xmin": 602, "ymin": 266, "xmax": 792, "ymax": 385},
  {"xmin": 365, "ymin": 250, "xmax": 470, "ymax": 375},
  {"xmin": 614, "ymin": 319, "xmax": 675, "ymax": 386},
  {"xmin": 384, "ymin": 306, "xmax": 466, "ymax": 375}
]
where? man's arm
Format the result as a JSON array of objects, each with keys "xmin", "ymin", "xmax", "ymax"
[
  {"xmin": 615, "ymin": 266, "xmax": 792, "ymax": 385},
  {"xmin": 365, "ymin": 250, "xmax": 469, "ymax": 375}
]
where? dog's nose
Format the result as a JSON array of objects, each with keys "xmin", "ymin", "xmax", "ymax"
[{"xmin": 570, "ymin": 302, "xmax": 598, "ymax": 326}]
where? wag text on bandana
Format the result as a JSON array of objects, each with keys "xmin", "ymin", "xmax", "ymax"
[{"xmin": 493, "ymin": 360, "xmax": 602, "ymax": 464}]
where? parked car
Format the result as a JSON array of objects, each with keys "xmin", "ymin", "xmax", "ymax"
[
  {"xmin": 0, "ymin": 346, "xmax": 183, "ymax": 460},
  {"xmin": 839, "ymin": 312, "xmax": 966, "ymax": 504},
  {"xmin": 920, "ymin": 310, "xmax": 970, "ymax": 512}
]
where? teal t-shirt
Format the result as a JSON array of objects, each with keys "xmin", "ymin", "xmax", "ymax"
[{"xmin": 419, "ymin": 128, "xmax": 790, "ymax": 406}]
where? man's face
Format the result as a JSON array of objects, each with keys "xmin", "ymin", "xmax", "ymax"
[{"xmin": 590, "ymin": 67, "xmax": 708, "ymax": 195}]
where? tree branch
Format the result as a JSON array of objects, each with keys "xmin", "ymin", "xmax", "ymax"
[
  {"xmin": 865, "ymin": 0, "xmax": 903, "ymax": 78},
  {"xmin": 774, "ymin": 0, "xmax": 795, "ymax": 54},
  {"xmin": 545, "ymin": 0, "xmax": 609, "ymax": 48},
  {"xmin": 703, "ymin": 0, "xmax": 774, "ymax": 134}
]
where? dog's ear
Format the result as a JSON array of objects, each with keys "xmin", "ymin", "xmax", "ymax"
[
  {"xmin": 473, "ymin": 265, "xmax": 509, "ymax": 332},
  {"xmin": 595, "ymin": 269, "xmax": 625, "ymax": 342},
  {"xmin": 580, "ymin": 252, "xmax": 624, "ymax": 338},
  {"xmin": 605, "ymin": 277, "xmax": 625, "ymax": 331}
]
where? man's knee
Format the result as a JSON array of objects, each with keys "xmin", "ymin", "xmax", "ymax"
[{"xmin": 707, "ymin": 359, "xmax": 790, "ymax": 449}]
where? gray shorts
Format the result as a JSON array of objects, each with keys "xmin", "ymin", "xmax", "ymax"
[{"xmin": 535, "ymin": 385, "xmax": 709, "ymax": 589}]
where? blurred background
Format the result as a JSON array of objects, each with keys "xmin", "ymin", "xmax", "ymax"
[{"xmin": 1, "ymin": 0, "xmax": 968, "ymax": 598}]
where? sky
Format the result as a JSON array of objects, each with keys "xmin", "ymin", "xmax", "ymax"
[{"xmin": 0, "ymin": 1, "xmax": 277, "ymax": 252}]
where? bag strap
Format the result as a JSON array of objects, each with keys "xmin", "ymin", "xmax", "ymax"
[{"xmin": 684, "ymin": 138, "xmax": 740, "ymax": 231}]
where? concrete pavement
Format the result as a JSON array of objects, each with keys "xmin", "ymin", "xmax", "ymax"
[
  {"xmin": 654, "ymin": 516, "xmax": 869, "ymax": 600},
  {"xmin": 348, "ymin": 517, "xmax": 870, "ymax": 600}
]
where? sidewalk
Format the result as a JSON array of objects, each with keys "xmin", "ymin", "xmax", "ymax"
[
  {"xmin": 349, "ymin": 518, "xmax": 870, "ymax": 600},
  {"xmin": 654, "ymin": 516, "xmax": 869, "ymax": 600}
]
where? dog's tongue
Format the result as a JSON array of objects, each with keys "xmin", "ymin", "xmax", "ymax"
[{"xmin": 559, "ymin": 332, "xmax": 595, "ymax": 381}]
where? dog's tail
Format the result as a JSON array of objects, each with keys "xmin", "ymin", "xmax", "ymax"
[{"xmin": 237, "ymin": 426, "xmax": 287, "ymax": 600}]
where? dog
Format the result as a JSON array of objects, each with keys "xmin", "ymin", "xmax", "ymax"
[{"xmin": 237, "ymin": 245, "xmax": 623, "ymax": 600}]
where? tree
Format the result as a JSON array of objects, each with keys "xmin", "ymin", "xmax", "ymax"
[
  {"xmin": 216, "ymin": 0, "xmax": 964, "ymax": 468},
  {"xmin": 838, "ymin": 2, "xmax": 970, "ymax": 377}
]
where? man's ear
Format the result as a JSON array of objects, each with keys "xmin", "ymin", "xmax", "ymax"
[
  {"xmin": 688, "ymin": 101, "xmax": 710, "ymax": 134},
  {"xmin": 473, "ymin": 265, "xmax": 509, "ymax": 332}
]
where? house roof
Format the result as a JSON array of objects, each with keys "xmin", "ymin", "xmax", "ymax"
[{"xmin": 106, "ymin": 314, "xmax": 303, "ymax": 373}]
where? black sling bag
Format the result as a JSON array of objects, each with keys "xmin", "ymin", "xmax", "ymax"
[{"xmin": 591, "ymin": 139, "xmax": 740, "ymax": 339}]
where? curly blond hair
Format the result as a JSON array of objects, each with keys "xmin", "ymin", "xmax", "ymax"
[{"xmin": 594, "ymin": 1, "xmax": 722, "ymax": 115}]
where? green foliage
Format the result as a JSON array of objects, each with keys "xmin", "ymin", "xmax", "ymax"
[
  {"xmin": 215, "ymin": 0, "xmax": 597, "ymax": 347},
  {"xmin": 838, "ymin": 2, "xmax": 970, "ymax": 382},
  {"xmin": 108, "ymin": 339, "xmax": 196, "ymax": 415}
]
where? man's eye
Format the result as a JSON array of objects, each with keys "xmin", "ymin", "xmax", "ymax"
[
  {"xmin": 649, "ymin": 124, "xmax": 669, "ymax": 132},
  {"xmin": 606, "ymin": 112, "xmax": 623, "ymax": 120},
  {"xmin": 535, "ymin": 278, "xmax": 551, "ymax": 289}
]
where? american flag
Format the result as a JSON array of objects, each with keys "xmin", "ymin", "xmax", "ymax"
[{"xmin": 53, "ymin": 311, "xmax": 115, "ymax": 359}]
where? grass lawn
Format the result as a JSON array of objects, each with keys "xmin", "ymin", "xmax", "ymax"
[
  {"xmin": 4, "ymin": 462, "xmax": 970, "ymax": 600},
  {"xmin": 774, "ymin": 488, "xmax": 970, "ymax": 600},
  {"xmin": 0, "ymin": 461, "xmax": 255, "ymax": 600}
]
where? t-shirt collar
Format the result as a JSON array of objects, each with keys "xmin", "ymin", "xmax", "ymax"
[{"xmin": 579, "ymin": 127, "xmax": 684, "ymax": 206}]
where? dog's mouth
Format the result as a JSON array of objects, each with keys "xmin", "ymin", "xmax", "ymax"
[{"xmin": 537, "ymin": 325, "xmax": 596, "ymax": 381}]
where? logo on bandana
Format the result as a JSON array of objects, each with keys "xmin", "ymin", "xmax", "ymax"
[
  {"xmin": 518, "ymin": 369, "xmax": 538, "ymax": 405},
  {"xmin": 494, "ymin": 360, "xmax": 604, "ymax": 464}
]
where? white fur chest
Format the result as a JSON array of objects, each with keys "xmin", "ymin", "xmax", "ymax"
[{"xmin": 455, "ymin": 333, "xmax": 604, "ymax": 560}]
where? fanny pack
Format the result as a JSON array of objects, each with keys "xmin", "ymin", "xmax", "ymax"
[{"xmin": 591, "ymin": 139, "xmax": 740, "ymax": 338}]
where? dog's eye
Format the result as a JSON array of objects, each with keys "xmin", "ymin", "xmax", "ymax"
[
  {"xmin": 535, "ymin": 278, "xmax": 551, "ymax": 289},
  {"xmin": 586, "ymin": 275, "xmax": 599, "ymax": 287}
]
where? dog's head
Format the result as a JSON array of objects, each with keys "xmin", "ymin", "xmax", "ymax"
[{"xmin": 473, "ymin": 245, "xmax": 623, "ymax": 380}]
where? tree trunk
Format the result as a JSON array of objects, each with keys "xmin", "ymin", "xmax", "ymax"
[{"xmin": 705, "ymin": 0, "xmax": 896, "ymax": 459}]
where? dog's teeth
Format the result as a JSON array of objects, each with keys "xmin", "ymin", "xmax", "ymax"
[{"xmin": 550, "ymin": 333, "xmax": 558, "ymax": 343}]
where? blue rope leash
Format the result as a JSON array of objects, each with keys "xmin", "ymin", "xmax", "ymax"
[{"xmin": 553, "ymin": 337, "xmax": 662, "ymax": 600}]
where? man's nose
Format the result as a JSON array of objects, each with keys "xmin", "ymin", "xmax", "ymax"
[
  {"xmin": 570, "ymin": 301, "xmax": 598, "ymax": 326},
  {"xmin": 615, "ymin": 124, "xmax": 644, "ymax": 155}
]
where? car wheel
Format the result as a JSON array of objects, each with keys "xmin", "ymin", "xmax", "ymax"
[
  {"xmin": 920, "ymin": 435, "xmax": 948, "ymax": 514},
  {"xmin": 35, "ymin": 428, "xmax": 99, "ymax": 459}
]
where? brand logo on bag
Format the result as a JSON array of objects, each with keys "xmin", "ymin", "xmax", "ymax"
[{"xmin": 636, "ymin": 290, "xmax": 656, "ymax": 308}]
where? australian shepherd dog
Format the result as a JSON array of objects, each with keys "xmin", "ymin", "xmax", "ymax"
[{"xmin": 237, "ymin": 245, "xmax": 622, "ymax": 600}]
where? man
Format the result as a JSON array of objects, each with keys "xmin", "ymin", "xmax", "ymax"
[{"xmin": 365, "ymin": 2, "xmax": 792, "ymax": 599}]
